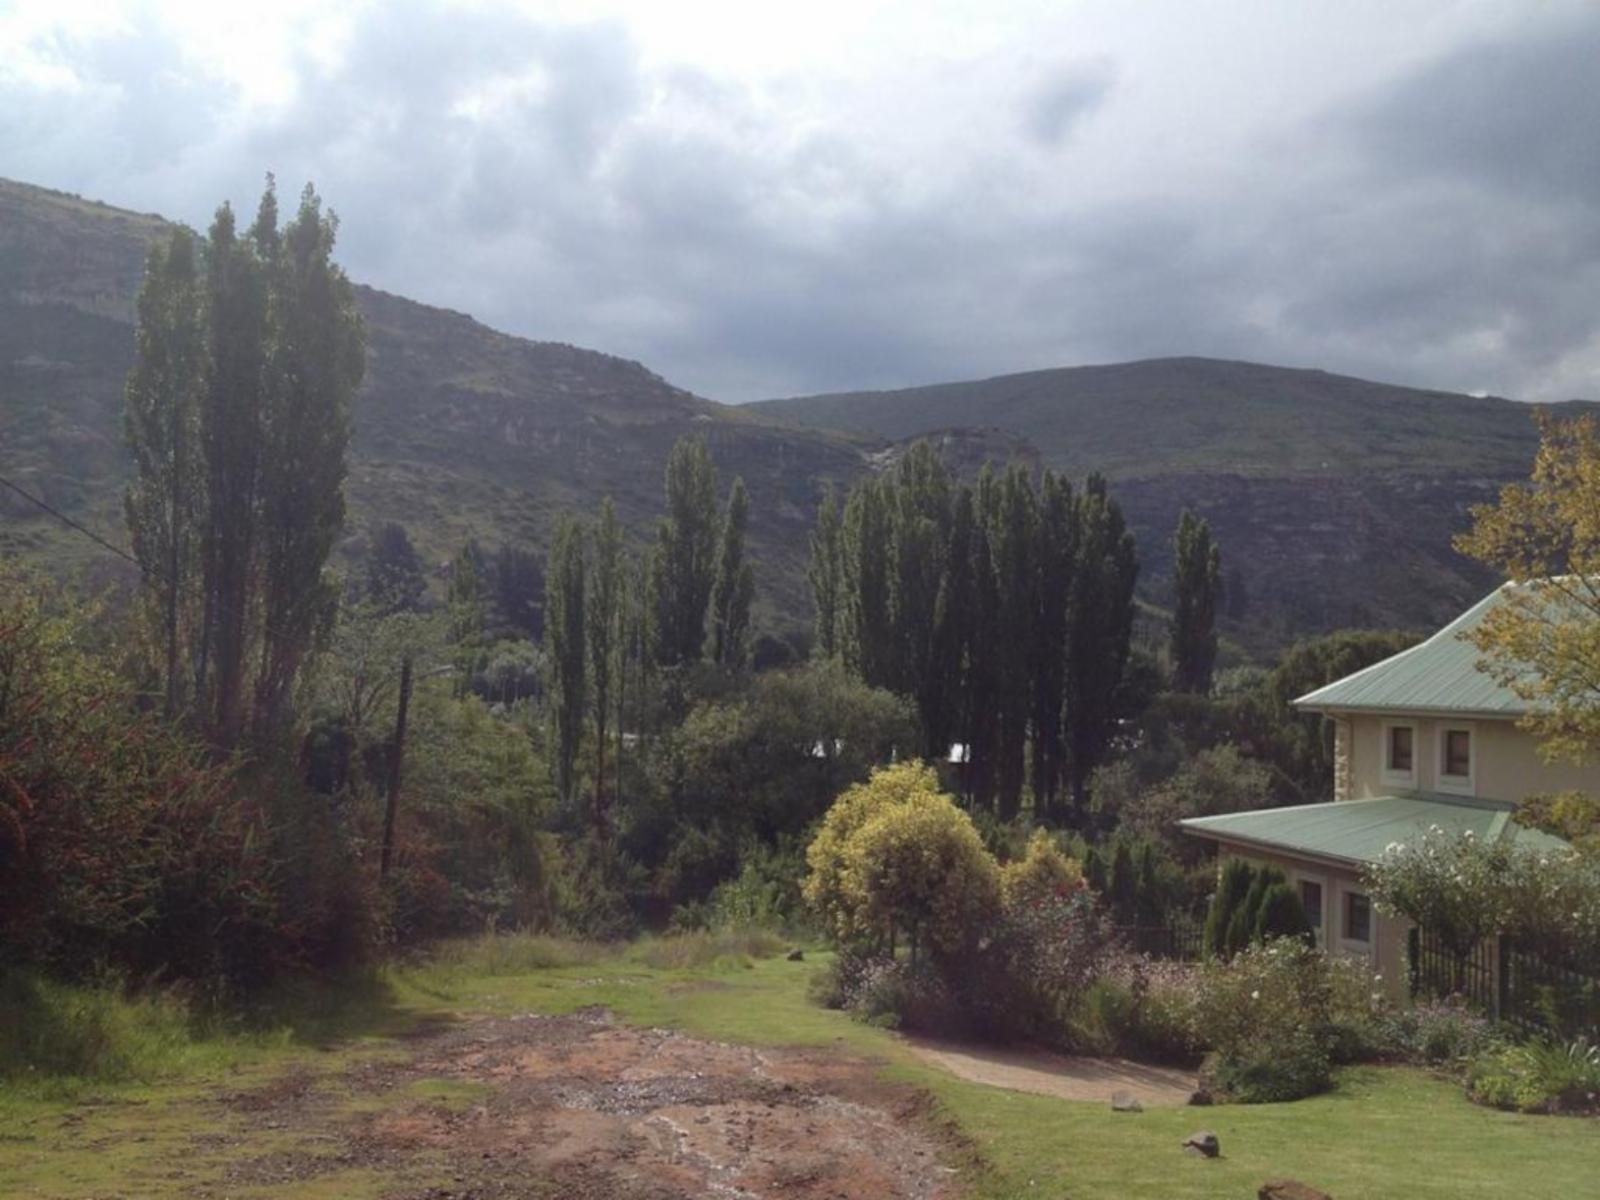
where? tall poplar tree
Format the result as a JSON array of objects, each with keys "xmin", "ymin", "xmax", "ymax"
[
  {"xmin": 988, "ymin": 464, "xmax": 1038, "ymax": 819},
  {"xmin": 1170, "ymin": 510, "xmax": 1223, "ymax": 694},
  {"xmin": 547, "ymin": 517, "xmax": 588, "ymax": 809},
  {"xmin": 808, "ymin": 485, "xmax": 844, "ymax": 659},
  {"xmin": 842, "ymin": 478, "xmax": 895, "ymax": 687},
  {"xmin": 198, "ymin": 198, "xmax": 271, "ymax": 745},
  {"xmin": 1031, "ymin": 471, "xmax": 1077, "ymax": 816},
  {"xmin": 124, "ymin": 227, "xmax": 206, "ymax": 718},
  {"xmin": 650, "ymin": 438, "xmax": 720, "ymax": 667},
  {"xmin": 1065, "ymin": 475, "xmax": 1139, "ymax": 810},
  {"xmin": 253, "ymin": 183, "xmax": 364, "ymax": 738},
  {"xmin": 709, "ymin": 477, "xmax": 755, "ymax": 668},
  {"xmin": 889, "ymin": 443, "xmax": 954, "ymax": 757},
  {"xmin": 588, "ymin": 498, "xmax": 622, "ymax": 832}
]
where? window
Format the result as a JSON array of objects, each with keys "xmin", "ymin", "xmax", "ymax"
[
  {"xmin": 1300, "ymin": 880, "xmax": 1323, "ymax": 933},
  {"xmin": 1388, "ymin": 726, "xmax": 1413, "ymax": 773},
  {"xmin": 1436, "ymin": 725, "xmax": 1474, "ymax": 794},
  {"xmin": 1344, "ymin": 892, "xmax": 1371, "ymax": 943},
  {"xmin": 1382, "ymin": 721, "xmax": 1417, "ymax": 786}
]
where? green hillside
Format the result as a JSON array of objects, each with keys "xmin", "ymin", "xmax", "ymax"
[
  {"xmin": 0, "ymin": 178, "xmax": 864, "ymax": 632},
  {"xmin": 3, "ymin": 174, "xmax": 1580, "ymax": 652},
  {"xmin": 750, "ymin": 356, "xmax": 1573, "ymax": 479},
  {"xmin": 752, "ymin": 360, "xmax": 1599, "ymax": 641}
]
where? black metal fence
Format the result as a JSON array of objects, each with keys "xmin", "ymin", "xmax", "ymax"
[
  {"xmin": 1408, "ymin": 927, "xmax": 1600, "ymax": 1038},
  {"xmin": 1116, "ymin": 919, "xmax": 1205, "ymax": 962}
]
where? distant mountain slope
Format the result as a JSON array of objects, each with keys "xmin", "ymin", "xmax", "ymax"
[
  {"xmin": 754, "ymin": 359, "xmax": 1595, "ymax": 644},
  {"xmin": 751, "ymin": 356, "xmax": 1559, "ymax": 479},
  {"xmin": 0, "ymin": 178, "xmax": 863, "ymax": 631}
]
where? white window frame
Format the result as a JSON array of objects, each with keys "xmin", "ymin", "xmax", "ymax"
[
  {"xmin": 1435, "ymin": 723, "xmax": 1475, "ymax": 796},
  {"xmin": 1380, "ymin": 720, "xmax": 1418, "ymax": 789}
]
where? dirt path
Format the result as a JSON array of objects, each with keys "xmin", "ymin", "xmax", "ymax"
[
  {"xmin": 902, "ymin": 1035, "xmax": 1197, "ymax": 1107},
  {"xmin": 188, "ymin": 1008, "xmax": 964, "ymax": 1199}
]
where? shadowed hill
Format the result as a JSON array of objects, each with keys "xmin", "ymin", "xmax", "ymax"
[
  {"xmin": 0, "ymin": 178, "xmax": 863, "ymax": 634},
  {"xmin": 753, "ymin": 359, "xmax": 1599, "ymax": 645}
]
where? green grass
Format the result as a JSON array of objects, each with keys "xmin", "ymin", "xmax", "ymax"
[{"xmin": 4, "ymin": 940, "xmax": 1598, "ymax": 1199}]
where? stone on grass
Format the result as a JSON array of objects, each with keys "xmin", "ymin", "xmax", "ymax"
[
  {"xmin": 1187, "ymin": 1088, "xmax": 1213, "ymax": 1106},
  {"xmin": 1110, "ymin": 1090, "xmax": 1143, "ymax": 1113},
  {"xmin": 1181, "ymin": 1131, "xmax": 1220, "ymax": 1158},
  {"xmin": 1259, "ymin": 1181, "xmax": 1332, "ymax": 1200},
  {"xmin": 786, "ymin": 948, "xmax": 805, "ymax": 962}
]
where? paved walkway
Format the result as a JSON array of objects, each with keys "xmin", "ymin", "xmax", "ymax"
[{"xmin": 902, "ymin": 1034, "xmax": 1197, "ymax": 1106}]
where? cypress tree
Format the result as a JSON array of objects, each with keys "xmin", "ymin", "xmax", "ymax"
[
  {"xmin": 1171, "ymin": 509, "xmax": 1223, "ymax": 694},
  {"xmin": 1253, "ymin": 881, "xmax": 1313, "ymax": 944},
  {"xmin": 1203, "ymin": 859, "xmax": 1257, "ymax": 959}
]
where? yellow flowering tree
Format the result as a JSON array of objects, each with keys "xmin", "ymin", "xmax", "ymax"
[
  {"xmin": 1456, "ymin": 411, "xmax": 1600, "ymax": 844},
  {"xmin": 803, "ymin": 762, "xmax": 1000, "ymax": 963}
]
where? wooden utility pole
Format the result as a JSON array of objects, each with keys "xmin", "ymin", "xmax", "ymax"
[{"xmin": 379, "ymin": 655, "xmax": 414, "ymax": 879}]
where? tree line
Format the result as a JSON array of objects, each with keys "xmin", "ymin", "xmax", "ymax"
[{"xmin": 808, "ymin": 443, "xmax": 1220, "ymax": 821}]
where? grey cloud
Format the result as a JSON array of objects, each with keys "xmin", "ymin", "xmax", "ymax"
[
  {"xmin": 3, "ymin": 3, "xmax": 1600, "ymax": 404},
  {"xmin": 1021, "ymin": 59, "xmax": 1116, "ymax": 147}
]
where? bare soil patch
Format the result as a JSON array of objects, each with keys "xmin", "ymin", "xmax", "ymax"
[
  {"xmin": 902, "ymin": 1035, "xmax": 1197, "ymax": 1107},
  {"xmin": 205, "ymin": 1009, "xmax": 964, "ymax": 1199}
]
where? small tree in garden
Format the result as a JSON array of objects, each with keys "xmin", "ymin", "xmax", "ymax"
[
  {"xmin": 999, "ymin": 828, "xmax": 1084, "ymax": 908},
  {"xmin": 804, "ymin": 762, "xmax": 1000, "ymax": 962},
  {"xmin": 1203, "ymin": 859, "xmax": 1257, "ymax": 958},
  {"xmin": 1366, "ymin": 828, "xmax": 1511, "ymax": 987}
]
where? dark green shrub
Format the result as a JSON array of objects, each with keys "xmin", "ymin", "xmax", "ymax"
[
  {"xmin": 1468, "ymin": 1037, "xmax": 1600, "ymax": 1113},
  {"xmin": 1203, "ymin": 859, "xmax": 1256, "ymax": 957},
  {"xmin": 1253, "ymin": 880, "xmax": 1313, "ymax": 943},
  {"xmin": 1203, "ymin": 1031, "xmax": 1332, "ymax": 1103}
]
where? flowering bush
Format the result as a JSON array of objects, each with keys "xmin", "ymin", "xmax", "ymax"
[
  {"xmin": 999, "ymin": 828, "xmax": 1085, "ymax": 908},
  {"xmin": 1192, "ymin": 937, "xmax": 1388, "ymax": 1100},
  {"xmin": 1077, "ymin": 954, "xmax": 1204, "ymax": 1064},
  {"xmin": 1372, "ymin": 999, "xmax": 1499, "ymax": 1066}
]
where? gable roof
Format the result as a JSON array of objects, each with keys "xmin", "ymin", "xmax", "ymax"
[
  {"xmin": 1293, "ymin": 584, "xmax": 1533, "ymax": 717},
  {"xmin": 1179, "ymin": 792, "xmax": 1568, "ymax": 868}
]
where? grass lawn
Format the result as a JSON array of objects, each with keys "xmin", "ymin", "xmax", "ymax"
[{"xmin": 3, "ymin": 936, "xmax": 1596, "ymax": 1199}]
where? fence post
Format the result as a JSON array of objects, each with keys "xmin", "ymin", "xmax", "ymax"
[
  {"xmin": 1495, "ymin": 935, "xmax": 1509, "ymax": 1025},
  {"xmin": 1407, "ymin": 927, "xmax": 1419, "ymax": 999}
]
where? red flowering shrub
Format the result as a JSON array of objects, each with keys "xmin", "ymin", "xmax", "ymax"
[{"xmin": 0, "ymin": 573, "xmax": 284, "ymax": 990}]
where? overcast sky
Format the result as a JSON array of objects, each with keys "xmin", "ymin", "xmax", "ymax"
[{"xmin": 4, "ymin": 1, "xmax": 1598, "ymax": 403}]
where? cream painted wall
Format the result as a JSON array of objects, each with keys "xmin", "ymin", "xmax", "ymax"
[
  {"xmin": 1341, "ymin": 712, "xmax": 1600, "ymax": 804},
  {"xmin": 1214, "ymin": 842, "xmax": 1409, "ymax": 999}
]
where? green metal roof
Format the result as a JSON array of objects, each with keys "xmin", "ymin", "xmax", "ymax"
[
  {"xmin": 1179, "ymin": 793, "xmax": 1568, "ymax": 867},
  {"xmin": 1293, "ymin": 584, "xmax": 1536, "ymax": 717}
]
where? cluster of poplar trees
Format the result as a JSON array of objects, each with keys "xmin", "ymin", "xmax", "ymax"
[
  {"xmin": 542, "ymin": 439, "xmax": 755, "ymax": 832},
  {"xmin": 808, "ymin": 443, "xmax": 1139, "ymax": 821},
  {"xmin": 124, "ymin": 179, "xmax": 364, "ymax": 747}
]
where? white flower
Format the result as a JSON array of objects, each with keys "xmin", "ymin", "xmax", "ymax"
[{"xmin": 1250, "ymin": 990, "xmax": 1261, "ymax": 1000}]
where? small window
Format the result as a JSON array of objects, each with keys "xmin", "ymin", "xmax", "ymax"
[
  {"xmin": 1300, "ymin": 880, "xmax": 1323, "ymax": 932},
  {"xmin": 1388, "ymin": 726, "xmax": 1413, "ymax": 773},
  {"xmin": 1443, "ymin": 729, "xmax": 1471, "ymax": 779},
  {"xmin": 1345, "ymin": 892, "xmax": 1371, "ymax": 943}
]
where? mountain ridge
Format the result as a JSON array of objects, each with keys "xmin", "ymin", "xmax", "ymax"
[{"xmin": 0, "ymin": 174, "xmax": 1566, "ymax": 650}]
